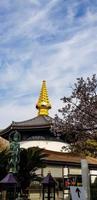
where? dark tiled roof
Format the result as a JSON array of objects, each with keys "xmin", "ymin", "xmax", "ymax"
[
  {"xmin": 12, "ymin": 115, "xmax": 52, "ymax": 127},
  {"xmin": 0, "ymin": 115, "xmax": 53, "ymax": 135}
]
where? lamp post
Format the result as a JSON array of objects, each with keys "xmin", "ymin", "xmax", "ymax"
[
  {"xmin": 0, "ymin": 172, "xmax": 17, "ymax": 200},
  {"xmin": 42, "ymin": 172, "xmax": 56, "ymax": 200}
]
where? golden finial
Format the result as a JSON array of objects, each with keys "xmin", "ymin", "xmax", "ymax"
[{"xmin": 36, "ymin": 80, "xmax": 51, "ymax": 116}]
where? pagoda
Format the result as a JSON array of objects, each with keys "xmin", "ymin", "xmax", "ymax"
[
  {"xmin": 1, "ymin": 81, "xmax": 97, "ymax": 200},
  {"xmin": 0, "ymin": 81, "xmax": 65, "ymax": 152}
]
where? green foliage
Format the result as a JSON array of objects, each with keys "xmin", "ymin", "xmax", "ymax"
[
  {"xmin": 68, "ymin": 139, "xmax": 97, "ymax": 157},
  {"xmin": 0, "ymin": 146, "xmax": 47, "ymax": 192},
  {"xmin": 18, "ymin": 147, "xmax": 47, "ymax": 192},
  {"xmin": 0, "ymin": 149, "xmax": 9, "ymax": 180}
]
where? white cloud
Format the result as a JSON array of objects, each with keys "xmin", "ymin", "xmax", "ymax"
[
  {"xmin": 0, "ymin": 103, "xmax": 37, "ymax": 129},
  {"xmin": 0, "ymin": 0, "xmax": 97, "ymax": 128}
]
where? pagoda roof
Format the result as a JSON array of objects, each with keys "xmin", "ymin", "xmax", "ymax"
[
  {"xmin": 0, "ymin": 81, "xmax": 53, "ymax": 137},
  {"xmin": 12, "ymin": 115, "xmax": 52, "ymax": 127},
  {"xmin": 44, "ymin": 149, "xmax": 97, "ymax": 169},
  {"xmin": 0, "ymin": 115, "xmax": 53, "ymax": 136}
]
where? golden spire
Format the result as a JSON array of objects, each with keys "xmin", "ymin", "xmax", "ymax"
[{"xmin": 36, "ymin": 80, "xmax": 51, "ymax": 116}]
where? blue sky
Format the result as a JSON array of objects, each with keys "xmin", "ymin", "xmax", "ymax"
[{"xmin": 0, "ymin": 0, "xmax": 97, "ymax": 128}]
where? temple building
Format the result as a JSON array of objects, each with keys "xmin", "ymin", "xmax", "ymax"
[
  {"xmin": 0, "ymin": 80, "xmax": 97, "ymax": 200},
  {"xmin": 0, "ymin": 80, "xmax": 67, "ymax": 152}
]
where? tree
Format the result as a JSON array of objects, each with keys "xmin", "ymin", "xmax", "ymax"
[
  {"xmin": 18, "ymin": 147, "xmax": 47, "ymax": 193},
  {"xmin": 0, "ymin": 146, "xmax": 47, "ymax": 194},
  {"xmin": 0, "ymin": 149, "xmax": 9, "ymax": 180},
  {"xmin": 52, "ymin": 74, "xmax": 97, "ymax": 157}
]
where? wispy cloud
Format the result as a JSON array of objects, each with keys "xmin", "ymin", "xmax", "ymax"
[{"xmin": 0, "ymin": 0, "xmax": 97, "ymax": 128}]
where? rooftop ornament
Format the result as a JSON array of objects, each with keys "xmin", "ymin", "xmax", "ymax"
[{"xmin": 36, "ymin": 80, "xmax": 51, "ymax": 116}]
